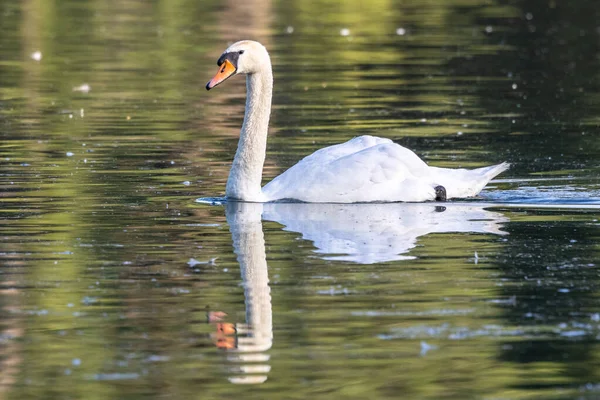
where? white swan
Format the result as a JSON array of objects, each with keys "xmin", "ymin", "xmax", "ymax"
[{"xmin": 207, "ymin": 40, "xmax": 509, "ymax": 203}]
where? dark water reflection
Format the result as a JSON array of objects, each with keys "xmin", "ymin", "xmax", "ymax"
[{"xmin": 1, "ymin": 0, "xmax": 600, "ymax": 398}]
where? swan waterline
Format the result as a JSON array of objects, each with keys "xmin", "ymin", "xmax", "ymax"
[{"xmin": 206, "ymin": 40, "xmax": 509, "ymax": 203}]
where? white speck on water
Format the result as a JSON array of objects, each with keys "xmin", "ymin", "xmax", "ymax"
[
  {"xmin": 420, "ymin": 341, "xmax": 437, "ymax": 356},
  {"xmin": 526, "ymin": 12, "xmax": 534, "ymax": 20},
  {"xmin": 187, "ymin": 257, "xmax": 217, "ymax": 267},
  {"xmin": 170, "ymin": 161, "xmax": 175, "ymax": 165},
  {"xmin": 474, "ymin": 251, "xmax": 479, "ymax": 264},
  {"xmin": 146, "ymin": 355, "xmax": 170, "ymax": 362},
  {"xmin": 72, "ymin": 358, "xmax": 81, "ymax": 366},
  {"xmin": 183, "ymin": 181, "xmax": 191, "ymax": 186},
  {"xmin": 67, "ymin": 303, "xmax": 74, "ymax": 308},
  {"xmin": 187, "ymin": 258, "xmax": 201, "ymax": 267},
  {"xmin": 340, "ymin": 28, "xmax": 350, "ymax": 36},
  {"xmin": 31, "ymin": 51, "xmax": 42, "ymax": 61},
  {"xmin": 69, "ymin": 114, "xmax": 73, "ymax": 119},
  {"xmin": 558, "ymin": 288, "xmax": 570, "ymax": 293},
  {"xmin": 420, "ymin": 118, "xmax": 427, "ymax": 122},
  {"xmin": 90, "ymin": 372, "xmax": 140, "ymax": 381},
  {"xmin": 223, "ymin": 268, "xmax": 228, "ymax": 272},
  {"xmin": 396, "ymin": 27, "xmax": 406, "ymax": 35},
  {"xmin": 73, "ymin": 83, "xmax": 91, "ymax": 93},
  {"xmin": 66, "ymin": 152, "xmax": 74, "ymax": 157},
  {"xmin": 485, "ymin": 26, "xmax": 493, "ymax": 33},
  {"xmin": 591, "ymin": 313, "xmax": 600, "ymax": 322},
  {"xmin": 82, "ymin": 296, "xmax": 97, "ymax": 305},
  {"xmin": 512, "ymin": 83, "xmax": 518, "ymax": 89},
  {"xmin": 561, "ymin": 330, "xmax": 587, "ymax": 337},
  {"xmin": 570, "ymin": 239, "xmax": 577, "ymax": 243},
  {"xmin": 286, "ymin": 26, "xmax": 294, "ymax": 34},
  {"xmin": 457, "ymin": 131, "xmax": 463, "ymax": 136},
  {"xmin": 80, "ymin": 108, "xmax": 84, "ymax": 117}
]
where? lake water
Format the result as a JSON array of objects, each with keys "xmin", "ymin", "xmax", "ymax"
[{"xmin": 1, "ymin": 0, "xmax": 600, "ymax": 399}]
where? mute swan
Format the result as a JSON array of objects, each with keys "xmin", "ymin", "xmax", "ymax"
[{"xmin": 206, "ymin": 40, "xmax": 509, "ymax": 203}]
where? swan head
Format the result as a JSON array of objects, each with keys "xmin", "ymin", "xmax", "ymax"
[{"xmin": 206, "ymin": 40, "xmax": 270, "ymax": 90}]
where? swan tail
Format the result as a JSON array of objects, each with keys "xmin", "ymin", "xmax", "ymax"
[
  {"xmin": 464, "ymin": 161, "xmax": 510, "ymax": 197},
  {"xmin": 431, "ymin": 162, "xmax": 510, "ymax": 199},
  {"xmin": 474, "ymin": 162, "xmax": 511, "ymax": 181}
]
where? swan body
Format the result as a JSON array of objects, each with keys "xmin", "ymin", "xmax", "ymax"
[{"xmin": 207, "ymin": 40, "xmax": 509, "ymax": 203}]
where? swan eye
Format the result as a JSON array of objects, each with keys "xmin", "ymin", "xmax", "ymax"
[{"xmin": 238, "ymin": 50, "xmax": 245, "ymax": 55}]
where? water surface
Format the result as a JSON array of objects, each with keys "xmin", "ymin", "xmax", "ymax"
[{"xmin": 1, "ymin": 0, "xmax": 600, "ymax": 399}]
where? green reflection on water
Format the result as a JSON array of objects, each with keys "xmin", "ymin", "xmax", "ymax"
[{"xmin": 1, "ymin": 0, "xmax": 600, "ymax": 399}]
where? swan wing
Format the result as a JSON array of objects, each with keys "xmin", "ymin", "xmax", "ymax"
[
  {"xmin": 263, "ymin": 136, "xmax": 436, "ymax": 202},
  {"xmin": 296, "ymin": 135, "xmax": 393, "ymax": 163}
]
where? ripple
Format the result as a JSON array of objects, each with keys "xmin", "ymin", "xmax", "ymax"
[{"xmin": 195, "ymin": 197, "xmax": 227, "ymax": 206}]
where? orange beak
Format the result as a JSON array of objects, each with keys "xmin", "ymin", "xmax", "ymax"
[{"xmin": 206, "ymin": 59, "xmax": 237, "ymax": 90}]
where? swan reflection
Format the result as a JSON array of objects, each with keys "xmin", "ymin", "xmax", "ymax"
[
  {"xmin": 262, "ymin": 202, "xmax": 508, "ymax": 263},
  {"xmin": 211, "ymin": 201, "xmax": 508, "ymax": 383}
]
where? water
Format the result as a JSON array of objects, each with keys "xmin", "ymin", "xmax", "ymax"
[{"xmin": 1, "ymin": 0, "xmax": 600, "ymax": 399}]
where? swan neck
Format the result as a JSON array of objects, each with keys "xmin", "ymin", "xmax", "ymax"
[{"xmin": 226, "ymin": 67, "xmax": 273, "ymax": 201}]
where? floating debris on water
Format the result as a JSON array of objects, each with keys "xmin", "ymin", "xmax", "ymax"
[
  {"xmin": 89, "ymin": 373, "xmax": 140, "ymax": 381},
  {"xmin": 146, "ymin": 355, "xmax": 170, "ymax": 362},
  {"xmin": 187, "ymin": 257, "xmax": 217, "ymax": 267},
  {"xmin": 420, "ymin": 341, "xmax": 437, "ymax": 356},
  {"xmin": 31, "ymin": 51, "xmax": 42, "ymax": 61},
  {"xmin": 340, "ymin": 28, "xmax": 350, "ymax": 36},
  {"xmin": 73, "ymin": 83, "xmax": 91, "ymax": 93},
  {"xmin": 396, "ymin": 27, "xmax": 406, "ymax": 35}
]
